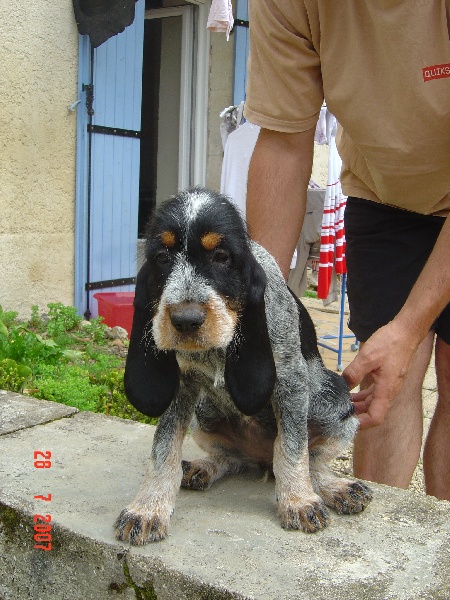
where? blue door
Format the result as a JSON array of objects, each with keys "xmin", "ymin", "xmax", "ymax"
[{"xmin": 75, "ymin": 0, "xmax": 145, "ymax": 318}]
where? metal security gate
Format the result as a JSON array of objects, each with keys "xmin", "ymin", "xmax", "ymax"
[{"xmin": 75, "ymin": 0, "xmax": 145, "ymax": 318}]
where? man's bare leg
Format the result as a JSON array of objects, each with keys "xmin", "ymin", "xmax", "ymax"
[
  {"xmin": 423, "ymin": 336, "xmax": 450, "ymax": 500},
  {"xmin": 353, "ymin": 332, "xmax": 434, "ymax": 488}
]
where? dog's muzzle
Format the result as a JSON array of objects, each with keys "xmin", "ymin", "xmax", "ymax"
[{"xmin": 168, "ymin": 303, "xmax": 207, "ymax": 334}]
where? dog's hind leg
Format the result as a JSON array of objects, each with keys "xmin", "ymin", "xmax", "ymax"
[
  {"xmin": 182, "ymin": 401, "xmax": 277, "ymax": 490},
  {"xmin": 307, "ymin": 369, "xmax": 373, "ymax": 515},
  {"xmin": 181, "ymin": 453, "xmax": 244, "ymax": 491},
  {"xmin": 309, "ymin": 429, "xmax": 373, "ymax": 515},
  {"xmin": 181, "ymin": 418, "xmax": 247, "ymax": 490},
  {"xmin": 272, "ymin": 376, "xmax": 332, "ymax": 533}
]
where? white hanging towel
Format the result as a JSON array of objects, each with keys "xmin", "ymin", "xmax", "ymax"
[
  {"xmin": 207, "ymin": 0, "xmax": 234, "ymax": 40},
  {"xmin": 220, "ymin": 121, "xmax": 260, "ymax": 215}
]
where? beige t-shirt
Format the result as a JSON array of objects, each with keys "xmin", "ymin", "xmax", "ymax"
[{"xmin": 244, "ymin": 0, "xmax": 450, "ymax": 215}]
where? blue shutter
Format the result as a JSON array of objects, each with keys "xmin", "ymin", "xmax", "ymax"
[
  {"xmin": 75, "ymin": 0, "xmax": 145, "ymax": 318},
  {"xmin": 233, "ymin": 0, "xmax": 249, "ymax": 105}
]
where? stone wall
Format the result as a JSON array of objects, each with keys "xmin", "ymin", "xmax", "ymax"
[
  {"xmin": 0, "ymin": 1, "xmax": 79, "ymax": 316},
  {"xmin": 206, "ymin": 28, "xmax": 235, "ymax": 191}
]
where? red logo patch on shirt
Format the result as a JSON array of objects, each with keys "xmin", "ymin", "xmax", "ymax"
[{"xmin": 422, "ymin": 63, "xmax": 450, "ymax": 82}]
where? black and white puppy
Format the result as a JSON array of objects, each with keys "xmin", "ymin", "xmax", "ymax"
[{"xmin": 115, "ymin": 187, "xmax": 372, "ymax": 545}]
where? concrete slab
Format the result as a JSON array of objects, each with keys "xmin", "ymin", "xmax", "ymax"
[
  {"xmin": 1, "ymin": 400, "xmax": 449, "ymax": 600},
  {"xmin": 0, "ymin": 390, "xmax": 78, "ymax": 435}
]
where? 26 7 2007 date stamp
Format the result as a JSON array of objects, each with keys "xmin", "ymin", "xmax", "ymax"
[{"xmin": 33, "ymin": 450, "xmax": 52, "ymax": 551}]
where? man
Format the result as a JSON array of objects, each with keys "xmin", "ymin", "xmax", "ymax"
[{"xmin": 244, "ymin": 0, "xmax": 450, "ymax": 499}]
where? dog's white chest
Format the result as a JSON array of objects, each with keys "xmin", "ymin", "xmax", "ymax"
[{"xmin": 176, "ymin": 351, "xmax": 226, "ymax": 388}]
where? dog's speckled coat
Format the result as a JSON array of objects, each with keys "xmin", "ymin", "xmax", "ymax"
[{"xmin": 115, "ymin": 188, "xmax": 372, "ymax": 545}]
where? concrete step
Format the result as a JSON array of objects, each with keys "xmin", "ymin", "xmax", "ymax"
[{"xmin": 0, "ymin": 391, "xmax": 449, "ymax": 600}]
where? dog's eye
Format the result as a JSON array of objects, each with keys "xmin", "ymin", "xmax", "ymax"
[
  {"xmin": 155, "ymin": 250, "xmax": 170, "ymax": 264},
  {"xmin": 212, "ymin": 249, "xmax": 230, "ymax": 264}
]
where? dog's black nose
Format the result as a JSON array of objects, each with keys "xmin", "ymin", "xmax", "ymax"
[{"xmin": 169, "ymin": 304, "xmax": 207, "ymax": 333}]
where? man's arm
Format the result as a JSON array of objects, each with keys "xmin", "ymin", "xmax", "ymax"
[
  {"xmin": 343, "ymin": 214, "xmax": 450, "ymax": 428},
  {"xmin": 246, "ymin": 127, "xmax": 316, "ymax": 278}
]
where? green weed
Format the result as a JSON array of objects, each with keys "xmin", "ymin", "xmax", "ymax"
[
  {"xmin": 0, "ymin": 306, "xmax": 19, "ymax": 329},
  {"xmin": 45, "ymin": 302, "xmax": 83, "ymax": 346},
  {"xmin": 0, "ymin": 359, "xmax": 32, "ymax": 393},
  {"xmin": 0, "ymin": 303, "xmax": 153, "ymax": 425},
  {"xmin": 92, "ymin": 368, "xmax": 157, "ymax": 425},
  {"xmin": 0, "ymin": 324, "xmax": 64, "ymax": 368},
  {"xmin": 33, "ymin": 364, "xmax": 101, "ymax": 411},
  {"xmin": 28, "ymin": 305, "xmax": 46, "ymax": 332},
  {"xmin": 80, "ymin": 316, "xmax": 108, "ymax": 345}
]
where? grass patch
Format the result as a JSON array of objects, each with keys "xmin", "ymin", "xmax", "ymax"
[{"xmin": 0, "ymin": 303, "xmax": 156, "ymax": 425}]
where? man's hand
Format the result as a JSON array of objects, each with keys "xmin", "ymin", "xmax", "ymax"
[
  {"xmin": 343, "ymin": 213, "xmax": 450, "ymax": 429},
  {"xmin": 342, "ymin": 320, "xmax": 421, "ymax": 429}
]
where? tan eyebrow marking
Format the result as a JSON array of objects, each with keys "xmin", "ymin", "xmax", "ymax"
[
  {"xmin": 160, "ymin": 230, "xmax": 176, "ymax": 248},
  {"xmin": 201, "ymin": 232, "xmax": 223, "ymax": 251}
]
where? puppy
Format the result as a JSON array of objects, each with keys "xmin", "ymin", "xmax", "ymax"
[{"xmin": 115, "ymin": 188, "xmax": 372, "ymax": 545}]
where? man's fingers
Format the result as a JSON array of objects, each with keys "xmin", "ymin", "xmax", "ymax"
[
  {"xmin": 343, "ymin": 352, "xmax": 375, "ymax": 390},
  {"xmin": 342, "ymin": 362, "xmax": 362, "ymax": 390},
  {"xmin": 353, "ymin": 396, "xmax": 372, "ymax": 415},
  {"xmin": 351, "ymin": 385, "xmax": 373, "ymax": 403},
  {"xmin": 356, "ymin": 389, "xmax": 391, "ymax": 429},
  {"xmin": 351, "ymin": 386, "xmax": 373, "ymax": 416},
  {"xmin": 343, "ymin": 321, "xmax": 423, "ymax": 430}
]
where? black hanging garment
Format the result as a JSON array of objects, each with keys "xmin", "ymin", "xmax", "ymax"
[{"xmin": 72, "ymin": 0, "xmax": 138, "ymax": 48}]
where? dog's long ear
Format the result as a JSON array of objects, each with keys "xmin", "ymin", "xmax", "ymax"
[
  {"xmin": 225, "ymin": 255, "xmax": 276, "ymax": 415},
  {"xmin": 124, "ymin": 262, "xmax": 180, "ymax": 418}
]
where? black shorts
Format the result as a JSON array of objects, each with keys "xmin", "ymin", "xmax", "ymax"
[{"xmin": 344, "ymin": 197, "xmax": 450, "ymax": 344}]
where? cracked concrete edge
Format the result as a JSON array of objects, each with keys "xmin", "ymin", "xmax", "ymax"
[
  {"xmin": 0, "ymin": 501, "xmax": 247, "ymax": 600},
  {"xmin": 0, "ymin": 390, "xmax": 78, "ymax": 436},
  {"xmin": 126, "ymin": 553, "xmax": 249, "ymax": 600}
]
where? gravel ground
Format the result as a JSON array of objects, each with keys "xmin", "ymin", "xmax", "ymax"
[{"xmin": 331, "ymin": 447, "xmax": 426, "ymax": 495}]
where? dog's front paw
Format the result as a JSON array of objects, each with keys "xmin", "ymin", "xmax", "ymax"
[
  {"xmin": 114, "ymin": 507, "xmax": 170, "ymax": 545},
  {"xmin": 181, "ymin": 459, "xmax": 213, "ymax": 491},
  {"xmin": 326, "ymin": 480, "xmax": 373, "ymax": 515},
  {"xmin": 278, "ymin": 497, "xmax": 330, "ymax": 533}
]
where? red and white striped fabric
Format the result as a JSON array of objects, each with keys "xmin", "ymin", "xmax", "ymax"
[{"xmin": 317, "ymin": 136, "xmax": 347, "ymax": 299}]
